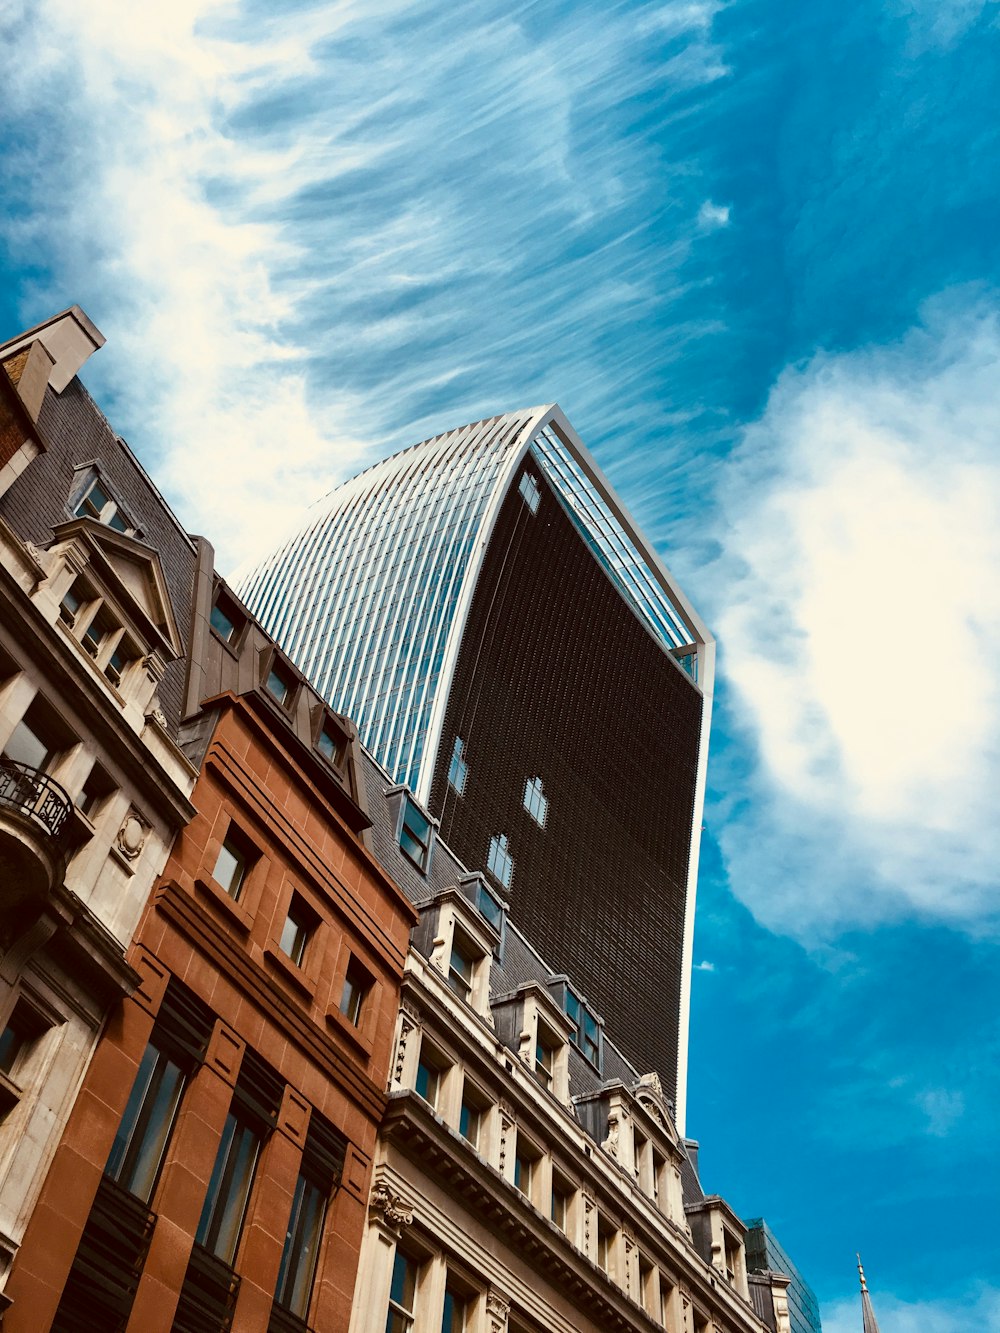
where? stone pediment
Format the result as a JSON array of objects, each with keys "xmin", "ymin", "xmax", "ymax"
[
  {"xmin": 634, "ymin": 1071, "xmax": 680, "ymax": 1146},
  {"xmin": 52, "ymin": 519, "xmax": 184, "ymax": 658}
]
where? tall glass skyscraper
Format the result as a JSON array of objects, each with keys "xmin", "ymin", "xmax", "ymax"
[{"xmin": 238, "ymin": 405, "xmax": 713, "ymax": 1127}]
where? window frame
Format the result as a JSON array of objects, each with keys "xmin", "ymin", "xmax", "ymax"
[
  {"xmin": 399, "ymin": 795, "xmax": 433, "ymax": 873},
  {"xmin": 211, "ymin": 823, "xmax": 258, "ymax": 902},
  {"xmin": 279, "ymin": 892, "xmax": 318, "ymax": 969},
  {"xmin": 339, "ymin": 954, "xmax": 373, "ymax": 1028},
  {"xmin": 486, "ymin": 832, "xmax": 513, "ymax": 889},
  {"xmin": 447, "ymin": 735, "xmax": 468, "ymax": 795},
  {"xmin": 72, "ymin": 472, "xmax": 135, "ymax": 534},
  {"xmin": 522, "ymin": 775, "xmax": 548, "ymax": 828}
]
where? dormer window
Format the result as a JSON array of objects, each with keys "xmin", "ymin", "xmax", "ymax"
[
  {"xmin": 447, "ymin": 933, "xmax": 476, "ymax": 1001},
  {"xmin": 73, "ymin": 475, "xmax": 132, "ymax": 533},
  {"xmin": 265, "ymin": 659, "xmax": 296, "ymax": 709},
  {"xmin": 399, "ymin": 796, "xmax": 432, "ymax": 873},
  {"xmin": 104, "ymin": 637, "xmax": 138, "ymax": 689},
  {"xmin": 59, "ymin": 578, "xmax": 93, "ymax": 628},
  {"xmin": 523, "ymin": 775, "xmax": 547, "ymax": 827},
  {"xmin": 82, "ymin": 608, "xmax": 116, "ymax": 658},
  {"xmin": 563, "ymin": 985, "xmax": 602, "ymax": 1070},
  {"xmin": 315, "ymin": 713, "xmax": 348, "ymax": 770},
  {"xmin": 210, "ymin": 590, "xmax": 245, "ymax": 646}
]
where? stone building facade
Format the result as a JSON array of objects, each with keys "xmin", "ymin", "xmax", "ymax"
[
  {"xmin": 348, "ymin": 763, "xmax": 785, "ymax": 1333},
  {"xmin": 0, "ymin": 310, "xmax": 416, "ymax": 1332},
  {"xmin": 0, "ymin": 310, "xmax": 197, "ymax": 1313}
]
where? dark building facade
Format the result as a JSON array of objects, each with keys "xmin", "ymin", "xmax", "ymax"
[
  {"xmin": 744, "ymin": 1220, "xmax": 822, "ymax": 1333},
  {"xmin": 238, "ymin": 408, "xmax": 714, "ymax": 1128}
]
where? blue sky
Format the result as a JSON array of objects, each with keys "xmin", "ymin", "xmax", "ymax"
[{"xmin": 2, "ymin": 0, "xmax": 999, "ymax": 1328}]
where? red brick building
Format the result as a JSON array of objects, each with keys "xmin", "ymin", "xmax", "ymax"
[{"xmin": 5, "ymin": 540, "xmax": 416, "ymax": 1333}]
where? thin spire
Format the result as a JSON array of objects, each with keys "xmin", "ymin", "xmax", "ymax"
[{"xmin": 857, "ymin": 1255, "xmax": 881, "ymax": 1333}]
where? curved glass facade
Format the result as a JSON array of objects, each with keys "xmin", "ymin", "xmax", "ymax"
[{"xmin": 237, "ymin": 406, "xmax": 703, "ymax": 791}]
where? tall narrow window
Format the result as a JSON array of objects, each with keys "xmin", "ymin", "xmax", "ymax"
[
  {"xmin": 385, "ymin": 1249, "xmax": 417, "ymax": 1333},
  {"xmin": 441, "ymin": 1284, "xmax": 469, "ymax": 1333},
  {"xmin": 273, "ymin": 1112, "xmax": 346, "ymax": 1322},
  {"xmin": 486, "ymin": 833, "xmax": 513, "ymax": 889},
  {"xmin": 523, "ymin": 776, "xmax": 548, "ymax": 827},
  {"xmin": 196, "ymin": 1050, "xmax": 282, "ymax": 1266},
  {"xmin": 447, "ymin": 935, "xmax": 476, "ymax": 1002},
  {"xmin": 399, "ymin": 797, "xmax": 432, "ymax": 872},
  {"xmin": 105, "ymin": 977, "xmax": 214, "ymax": 1204},
  {"xmin": 447, "ymin": 736, "xmax": 468, "ymax": 795},
  {"xmin": 339, "ymin": 955, "xmax": 372, "ymax": 1027}
]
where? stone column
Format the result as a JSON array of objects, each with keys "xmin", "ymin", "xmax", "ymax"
[
  {"xmin": 346, "ymin": 1172, "xmax": 413, "ymax": 1333},
  {"xmin": 485, "ymin": 1288, "xmax": 511, "ymax": 1333}
]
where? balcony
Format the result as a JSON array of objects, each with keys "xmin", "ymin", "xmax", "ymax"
[{"xmin": 0, "ymin": 759, "xmax": 72, "ymax": 927}]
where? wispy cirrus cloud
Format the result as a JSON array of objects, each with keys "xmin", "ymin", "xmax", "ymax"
[
  {"xmin": 708, "ymin": 292, "xmax": 1000, "ymax": 939},
  {"xmin": 0, "ymin": 0, "xmax": 729, "ymax": 571}
]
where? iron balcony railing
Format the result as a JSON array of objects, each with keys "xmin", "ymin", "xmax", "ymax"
[{"xmin": 0, "ymin": 759, "xmax": 73, "ymax": 844}]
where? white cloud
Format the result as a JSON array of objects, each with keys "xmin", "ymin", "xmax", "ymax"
[
  {"xmin": 710, "ymin": 293, "xmax": 1000, "ymax": 938},
  {"xmin": 822, "ymin": 1284, "xmax": 1000, "ymax": 1333},
  {"xmin": 693, "ymin": 959, "xmax": 716, "ymax": 972},
  {"xmin": 697, "ymin": 200, "xmax": 730, "ymax": 229},
  {"xmin": 0, "ymin": 0, "xmax": 727, "ymax": 573}
]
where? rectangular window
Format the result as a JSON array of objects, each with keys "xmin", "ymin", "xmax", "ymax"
[
  {"xmin": 279, "ymin": 893, "xmax": 316, "ymax": 968},
  {"xmin": 212, "ymin": 825, "xmax": 256, "ymax": 901},
  {"xmin": 77, "ymin": 762, "xmax": 116, "ymax": 818},
  {"xmin": 534, "ymin": 1032, "xmax": 556, "ymax": 1088},
  {"xmin": 385, "ymin": 1249, "xmax": 417, "ymax": 1333},
  {"xmin": 513, "ymin": 1134, "xmax": 541, "ymax": 1203},
  {"xmin": 596, "ymin": 1216, "xmax": 615, "ymax": 1275},
  {"xmin": 414, "ymin": 1046, "xmax": 446, "ymax": 1110},
  {"xmin": 59, "ymin": 578, "xmax": 91, "ymax": 627},
  {"xmin": 196, "ymin": 1050, "xmax": 282, "ymax": 1267},
  {"xmin": 474, "ymin": 881, "xmax": 503, "ymax": 932},
  {"xmin": 316, "ymin": 719, "xmax": 345, "ymax": 766},
  {"xmin": 441, "ymin": 1284, "xmax": 469, "ymax": 1333},
  {"xmin": 210, "ymin": 590, "xmax": 245, "ymax": 645},
  {"xmin": 74, "ymin": 478, "xmax": 133, "ymax": 532},
  {"xmin": 486, "ymin": 833, "xmax": 513, "ymax": 889},
  {"xmin": 105, "ymin": 977, "xmax": 214, "ymax": 1204},
  {"xmin": 447, "ymin": 936, "xmax": 476, "ymax": 1001},
  {"xmin": 105, "ymin": 1041, "xmax": 187, "ymax": 1203},
  {"xmin": 339, "ymin": 955, "xmax": 372, "ymax": 1027},
  {"xmin": 273, "ymin": 1112, "xmax": 346, "ymax": 1321},
  {"xmin": 447, "ymin": 736, "xmax": 468, "ymax": 795},
  {"xmin": 2, "ymin": 697, "xmax": 70, "ymax": 773},
  {"xmin": 523, "ymin": 775, "xmax": 548, "ymax": 827},
  {"xmin": 399, "ymin": 796, "xmax": 432, "ymax": 872},
  {"xmin": 518, "ymin": 472, "xmax": 541, "ymax": 514},
  {"xmin": 459, "ymin": 1081, "xmax": 488, "ymax": 1150},
  {"xmin": 564, "ymin": 987, "xmax": 601, "ymax": 1069},
  {"xmin": 196, "ymin": 1112, "xmax": 262, "ymax": 1265},
  {"xmin": 551, "ymin": 1175, "xmax": 573, "ymax": 1233},
  {"xmin": 0, "ymin": 999, "xmax": 47, "ymax": 1078},
  {"xmin": 265, "ymin": 659, "xmax": 296, "ymax": 708},
  {"xmin": 104, "ymin": 637, "xmax": 137, "ymax": 688}
]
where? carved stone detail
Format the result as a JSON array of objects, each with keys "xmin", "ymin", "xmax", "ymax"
[
  {"xmin": 486, "ymin": 1289, "xmax": 510, "ymax": 1333},
  {"xmin": 368, "ymin": 1175, "xmax": 413, "ymax": 1230},
  {"xmin": 116, "ymin": 810, "xmax": 147, "ymax": 861},
  {"xmin": 602, "ymin": 1110, "xmax": 620, "ymax": 1158}
]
